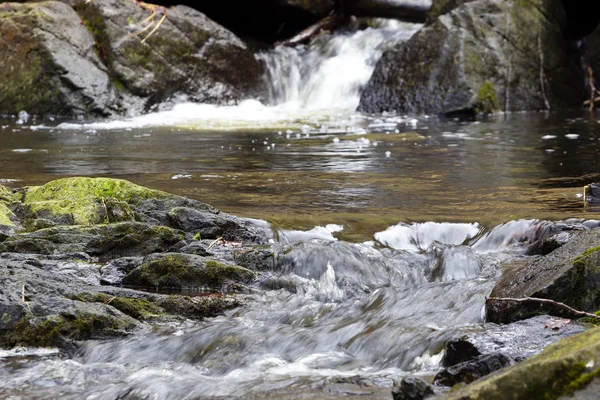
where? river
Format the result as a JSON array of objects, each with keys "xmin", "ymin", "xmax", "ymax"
[{"xmin": 1, "ymin": 19, "xmax": 600, "ymax": 400}]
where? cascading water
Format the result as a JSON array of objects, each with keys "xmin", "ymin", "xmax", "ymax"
[
  {"xmin": 57, "ymin": 20, "xmax": 422, "ymax": 131},
  {"xmin": 258, "ymin": 20, "xmax": 422, "ymax": 110}
]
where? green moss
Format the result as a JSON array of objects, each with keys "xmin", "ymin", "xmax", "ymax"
[
  {"xmin": 0, "ymin": 203, "xmax": 15, "ymax": 226},
  {"xmin": 70, "ymin": 293, "xmax": 163, "ymax": 321},
  {"xmin": 123, "ymin": 255, "xmax": 255, "ymax": 290},
  {"xmin": 193, "ymin": 232, "xmax": 202, "ymax": 241},
  {"xmin": 474, "ymin": 81, "xmax": 500, "ymax": 114},
  {"xmin": 24, "ymin": 177, "xmax": 167, "ymax": 226},
  {"xmin": 1, "ymin": 311, "xmax": 135, "ymax": 348},
  {"xmin": 0, "ymin": 4, "xmax": 67, "ymax": 114}
]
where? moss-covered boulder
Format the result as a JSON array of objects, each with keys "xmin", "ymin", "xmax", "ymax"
[
  {"xmin": 440, "ymin": 327, "xmax": 600, "ymax": 400},
  {"xmin": 77, "ymin": 0, "xmax": 266, "ymax": 111},
  {"xmin": 22, "ymin": 177, "xmax": 166, "ymax": 226},
  {"xmin": 0, "ymin": 0, "xmax": 266, "ymax": 116},
  {"xmin": 0, "ymin": 1, "xmax": 119, "ymax": 116},
  {"xmin": 122, "ymin": 253, "xmax": 255, "ymax": 290},
  {"xmin": 358, "ymin": 0, "xmax": 582, "ymax": 115},
  {"xmin": 486, "ymin": 229, "xmax": 600, "ymax": 324}
]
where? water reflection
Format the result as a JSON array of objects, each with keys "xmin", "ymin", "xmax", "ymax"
[{"xmin": 1, "ymin": 111, "xmax": 600, "ymax": 241}]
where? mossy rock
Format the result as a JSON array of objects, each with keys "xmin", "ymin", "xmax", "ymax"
[
  {"xmin": 358, "ymin": 0, "xmax": 581, "ymax": 114},
  {"xmin": 1, "ymin": 307, "xmax": 138, "ymax": 348},
  {"xmin": 0, "ymin": 222, "xmax": 185, "ymax": 258},
  {"xmin": 122, "ymin": 253, "xmax": 255, "ymax": 290},
  {"xmin": 487, "ymin": 229, "xmax": 600, "ymax": 323},
  {"xmin": 23, "ymin": 177, "xmax": 168, "ymax": 226},
  {"xmin": 158, "ymin": 293, "xmax": 244, "ymax": 319},
  {"xmin": 0, "ymin": 203, "xmax": 16, "ymax": 227},
  {"xmin": 441, "ymin": 327, "xmax": 600, "ymax": 399},
  {"xmin": 69, "ymin": 293, "xmax": 164, "ymax": 321}
]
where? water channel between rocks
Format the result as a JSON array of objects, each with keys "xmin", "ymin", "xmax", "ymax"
[{"xmin": 2, "ymin": 20, "xmax": 600, "ymax": 400}]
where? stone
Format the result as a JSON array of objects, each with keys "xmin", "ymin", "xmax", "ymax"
[
  {"xmin": 486, "ymin": 229, "xmax": 600, "ymax": 324},
  {"xmin": 439, "ymin": 327, "xmax": 600, "ymax": 399},
  {"xmin": 392, "ymin": 377, "xmax": 435, "ymax": 400},
  {"xmin": 358, "ymin": 0, "xmax": 582, "ymax": 115},
  {"xmin": 0, "ymin": 0, "xmax": 267, "ymax": 116}
]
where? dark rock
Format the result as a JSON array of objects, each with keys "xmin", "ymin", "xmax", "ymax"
[
  {"xmin": 358, "ymin": 0, "xmax": 582, "ymax": 115},
  {"xmin": 0, "ymin": 222, "xmax": 185, "ymax": 259},
  {"xmin": 584, "ymin": 183, "xmax": 600, "ymax": 204},
  {"xmin": 347, "ymin": 0, "xmax": 431, "ymax": 20},
  {"xmin": 486, "ymin": 228, "xmax": 600, "ymax": 324},
  {"xmin": 392, "ymin": 377, "xmax": 435, "ymax": 400},
  {"xmin": 233, "ymin": 247, "xmax": 278, "ymax": 271},
  {"xmin": 442, "ymin": 316, "xmax": 586, "ymax": 366},
  {"xmin": 166, "ymin": 207, "xmax": 265, "ymax": 242},
  {"xmin": 179, "ymin": 241, "xmax": 211, "ymax": 256},
  {"xmin": 434, "ymin": 353, "xmax": 514, "ymax": 386},
  {"xmin": 99, "ymin": 257, "xmax": 144, "ymax": 285},
  {"xmin": 426, "ymin": 0, "xmax": 474, "ymax": 23},
  {"xmin": 122, "ymin": 253, "xmax": 256, "ymax": 290},
  {"xmin": 439, "ymin": 327, "xmax": 600, "ymax": 399}
]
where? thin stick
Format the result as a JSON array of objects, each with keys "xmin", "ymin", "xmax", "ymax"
[
  {"xmin": 207, "ymin": 237, "xmax": 223, "ymax": 251},
  {"xmin": 487, "ymin": 297, "xmax": 600, "ymax": 321},
  {"xmin": 21, "ymin": 283, "xmax": 33, "ymax": 316}
]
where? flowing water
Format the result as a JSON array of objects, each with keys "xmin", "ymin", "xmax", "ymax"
[{"xmin": 2, "ymin": 21, "xmax": 600, "ymax": 400}]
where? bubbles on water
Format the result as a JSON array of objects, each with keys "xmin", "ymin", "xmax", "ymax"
[
  {"xmin": 385, "ymin": 151, "xmax": 391, "ymax": 157},
  {"xmin": 171, "ymin": 174, "xmax": 192, "ymax": 180},
  {"xmin": 565, "ymin": 134, "xmax": 580, "ymax": 140},
  {"xmin": 541, "ymin": 135, "xmax": 557, "ymax": 140},
  {"xmin": 332, "ymin": 137, "xmax": 340, "ymax": 144}
]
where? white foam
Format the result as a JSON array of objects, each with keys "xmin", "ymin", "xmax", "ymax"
[{"xmin": 374, "ymin": 222, "xmax": 481, "ymax": 252}]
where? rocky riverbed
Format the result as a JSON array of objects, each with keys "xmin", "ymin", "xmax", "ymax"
[{"xmin": 0, "ymin": 177, "xmax": 600, "ymax": 399}]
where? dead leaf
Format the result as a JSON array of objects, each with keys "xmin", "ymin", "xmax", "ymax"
[{"xmin": 544, "ymin": 318, "xmax": 571, "ymax": 330}]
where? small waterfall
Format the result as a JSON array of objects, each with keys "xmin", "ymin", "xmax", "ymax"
[{"xmin": 258, "ymin": 20, "xmax": 422, "ymax": 110}]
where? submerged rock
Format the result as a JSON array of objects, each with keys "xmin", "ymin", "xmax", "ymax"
[
  {"xmin": 486, "ymin": 229, "xmax": 600, "ymax": 324},
  {"xmin": 439, "ymin": 327, "xmax": 600, "ymax": 399},
  {"xmin": 0, "ymin": 0, "xmax": 266, "ymax": 116},
  {"xmin": 358, "ymin": 0, "xmax": 581, "ymax": 115}
]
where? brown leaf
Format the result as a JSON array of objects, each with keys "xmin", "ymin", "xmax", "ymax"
[{"xmin": 544, "ymin": 318, "xmax": 571, "ymax": 330}]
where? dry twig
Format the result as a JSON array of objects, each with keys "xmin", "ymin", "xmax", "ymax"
[{"xmin": 487, "ymin": 296, "xmax": 600, "ymax": 321}]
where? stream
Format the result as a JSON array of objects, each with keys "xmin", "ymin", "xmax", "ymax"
[{"xmin": 1, "ymin": 20, "xmax": 600, "ymax": 400}]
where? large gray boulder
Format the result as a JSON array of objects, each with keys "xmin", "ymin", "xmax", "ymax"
[
  {"xmin": 358, "ymin": 0, "xmax": 582, "ymax": 115},
  {"xmin": 0, "ymin": 0, "xmax": 267, "ymax": 116},
  {"xmin": 486, "ymin": 229, "xmax": 600, "ymax": 324}
]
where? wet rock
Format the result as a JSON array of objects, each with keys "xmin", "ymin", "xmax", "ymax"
[
  {"xmin": 486, "ymin": 229, "xmax": 600, "ymax": 324},
  {"xmin": 434, "ymin": 353, "xmax": 514, "ymax": 386},
  {"xmin": 178, "ymin": 241, "xmax": 211, "ymax": 256},
  {"xmin": 440, "ymin": 316, "xmax": 585, "ymax": 368},
  {"xmin": 0, "ymin": 0, "xmax": 266, "ymax": 116},
  {"xmin": 122, "ymin": 253, "xmax": 256, "ymax": 290},
  {"xmin": 99, "ymin": 257, "xmax": 144, "ymax": 285},
  {"xmin": 426, "ymin": 0, "xmax": 474, "ymax": 23},
  {"xmin": 233, "ymin": 247, "xmax": 279, "ymax": 271},
  {"xmin": 358, "ymin": 0, "xmax": 581, "ymax": 115},
  {"xmin": 0, "ymin": 222, "xmax": 185, "ymax": 258},
  {"xmin": 166, "ymin": 207, "xmax": 264, "ymax": 242},
  {"xmin": 347, "ymin": 0, "xmax": 431, "ymax": 20},
  {"xmin": 392, "ymin": 377, "xmax": 435, "ymax": 400},
  {"xmin": 584, "ymin": 183, "xmax": 600, "ymax": 204},
  {"xmin": 439, "ymin": 327, "xmax": 600, "ymax": 399}
]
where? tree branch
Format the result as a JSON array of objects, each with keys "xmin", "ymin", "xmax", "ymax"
[{"xmin": 487, "ymin": 297, "xmax": 600, "ymax": 321}]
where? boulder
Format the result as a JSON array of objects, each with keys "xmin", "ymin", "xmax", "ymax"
[
  {"xmin": 486, "ymin": 229, "xmax": 600, "ymax": 324},
  {"xmin": 121, "ymin": 253, "xmax": 256, "ymax": 290},
  {"xmin": 0, "ymin": 0, "xmax": 267, "ymax": 116},
  {"xmin": 358, "ymin": 0, "xmax": 582, "ymax": 115},
  {"xmin": 439, "ymin": 327, "xmax": 600, "ymax": 399}
]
